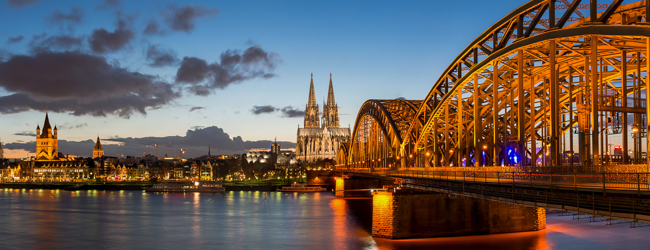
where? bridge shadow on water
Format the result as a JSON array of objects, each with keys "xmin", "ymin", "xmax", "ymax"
[
  {"xmin": 341, "ymin": 197, "xmax": 547, "ymax": 250},
  {"xmin": 341, "ymin": 197, "xmax": 650, "ymax": 250},
  {"xmin": 342, "ymin": 197, "xmax": 373, "ymax": 232}
]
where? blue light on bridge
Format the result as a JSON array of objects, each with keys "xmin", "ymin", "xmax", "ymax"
[{"xmin": 507, "ymin": 148, "xmax": 518, "ymax": 165}]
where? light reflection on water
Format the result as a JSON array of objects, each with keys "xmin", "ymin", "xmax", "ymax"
[
  {"xmin": 0, "ymin": 189, "xmax": 374, "ymax": 250},
  {"xmin": 1, "ymin": 188, "xmax": 649, "ymax": 250}
]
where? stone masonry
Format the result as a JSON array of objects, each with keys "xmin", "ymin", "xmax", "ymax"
[{"xmin": 372, "ymin": 190, "xmax": 546, "ymax": 239}]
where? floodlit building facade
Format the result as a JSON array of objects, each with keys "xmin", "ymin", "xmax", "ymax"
[
  {"xmin": 296, "ymin": 74, "xmax": 350, "ymax": 162},
  {"xmin": 36, "ymin": 113, "xmax": 58, "ymax": 161},
  {"xmin": 93, "ymin": 137, "xmax": 104, "ymax": 159}
]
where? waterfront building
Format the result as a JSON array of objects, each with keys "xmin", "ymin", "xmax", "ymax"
[
  {"xmin": 137, "ymin": 164, "xmax": 149, "ymax": 179},
  {"xmin": 93, "ymin": 137, "xmax": 104, "ymax": 159},
  {"xmin": 173, "ymin": 165, "xmax": 184, "ymax": 179},
  {"xmin": 296, "ymin": 74, "xmax": 351, "ymax": 162},
  {"xmin": 35, "ymin": 113, "xmax": 59, "ymax": 161},
  {"xmin": 32, "ymin": 161, "xmax": 90, "ymax": 182},
  {"xmin": 245, "ymin": 149, "xmax": 297, "ymax": 165},
  {"xmin": 0, "ymin": 139, "xmax": 4, "ymax": 159},
  {"xmin": 199, "ymin": 161, "xmax": 213, "ymax": 180},
  {"xmin": 0, "ymin": 163, "xmax": 19, "ymax": 183},
  {"xmin": 126, "ymin": 164, "xmax": 138, "ymax": 180}
]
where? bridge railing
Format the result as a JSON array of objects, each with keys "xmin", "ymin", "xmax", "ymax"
[
  {"xmin": 346, "ymin": 168, "xmax": 650, "ymax": 192},
  {"xmin": 339, "ymin": 165, "xmax": 650, "ymax": 173}
]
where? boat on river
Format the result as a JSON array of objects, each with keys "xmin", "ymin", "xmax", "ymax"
[
  {"xmin": 277, "ymin": 182, "xmax": 327, "ymax": 192},
  {"xmin": 145, "ymin": 181, "xmax": 225, "ymax": 193}
]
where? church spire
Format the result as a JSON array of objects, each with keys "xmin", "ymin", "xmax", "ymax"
[
  {"xmin": 40, "ymin": 112, "xmax": 52, "ymax": 138},
  {"xmin": 323, "ymin": 73, "xmax": 339, "ymax": 128},
  {"xmin": 43, "ymin": 112, "xmax": 51, "ymax": 131},
  {"xmin": 93, "ymin": 136, "xmax": 104, "ymax": 159},
  {"xmin": 94, "ymin": 136, "xmax": 102, "ymax": 150},
  {"xmin": 304, "ymin": 73, "xmax": 320, "ymax": 128},
  {"xmin": 327, "ymin": 73, "xmax": 335, "ymax": 106},
  {"xmin": 308, "ymin": 73, "xmax": 317, "ymax": 107}
]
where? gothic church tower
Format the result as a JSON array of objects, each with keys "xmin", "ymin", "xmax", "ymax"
[
  {"xmin": 93, "ymin": 136, "xmax": 104, "ymax": 159},
  {"xmin": 296, "ymin": 73, "xmax": 351, "ymax": 163},
  {"xmin": 304, "ymin": 73, "xmax": 320, "ymax": 128},
  {"xmin": 321, "ymin": 73, "xmax": 339, "ymax": 128},
  {"xmin": 36, "ymin": 112, "xmax": 58, "ymax": 161}
]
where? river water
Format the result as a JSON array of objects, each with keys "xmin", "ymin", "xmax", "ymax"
[{"xmin": 0, "ymin": 189, "xmax": 648, "ymax": 250}]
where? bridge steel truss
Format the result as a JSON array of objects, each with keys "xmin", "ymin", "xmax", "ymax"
[
  {"xmin": 401, "ymin": 174, "xmax": 650, "ymax": 225},
  {"xmin": 340, "ymin": 100, "xmax": 422, "ymax": 169},
  {"xmin": 339, "ymin": 0, "xmax": 650, "ymax": 170}
]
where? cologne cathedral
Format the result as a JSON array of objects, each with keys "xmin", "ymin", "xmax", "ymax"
[{"xmin": 296, "ymin": 74, "xmax": 350, "ymax": 162}]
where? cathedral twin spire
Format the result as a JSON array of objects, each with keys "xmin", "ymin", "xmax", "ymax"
[
  {"xmin": 305, "ymin": 74, "xmax": 320, "ymax": 128},
  {"xmin": 304, "ymin": 73, "xmax": 339, "ymax": 129}
]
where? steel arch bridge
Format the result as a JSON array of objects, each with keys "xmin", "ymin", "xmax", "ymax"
[{"xmin": 338, "ymin": 0, "xmax": 650, "ymax": 170}]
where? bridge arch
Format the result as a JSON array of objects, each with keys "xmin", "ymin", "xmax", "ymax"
[
  {"xmin": 341, "ymin": 0, "xmax": 650, "ymax": 170},
  {"xmin": 338, "ymin": 99, "xmax": 421, "ymax": 169}
]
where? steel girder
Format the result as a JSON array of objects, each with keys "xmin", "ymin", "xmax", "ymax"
[
  {"xmin": 400, "ymin": 0, "xmax": 650, "ymax": 168},
  {"xmin": 342, "ymin": 99, "xmax": 422, "ymax": 169},
  {"xmin": 339, "ymin": 1, "xmax": 650, "ymax": 170}
]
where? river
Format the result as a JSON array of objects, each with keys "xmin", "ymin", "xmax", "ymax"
[{"xmin": 0, "ymin": 188, "xmax": 648, "ymax": 250}]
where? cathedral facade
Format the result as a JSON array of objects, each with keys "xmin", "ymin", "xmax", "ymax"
[{"xmin": 296, "ymin": 74, "xmax": 350, "ymax": 163}]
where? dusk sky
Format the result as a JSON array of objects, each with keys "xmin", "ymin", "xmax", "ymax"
[{"xmin": 0, "ymin": 0, "xmax": 517, "ymax": 158}]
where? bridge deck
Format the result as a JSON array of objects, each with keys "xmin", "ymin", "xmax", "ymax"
[{"xmin": 341, "ymin": 169, "xmax": 650, "ymax": 225}]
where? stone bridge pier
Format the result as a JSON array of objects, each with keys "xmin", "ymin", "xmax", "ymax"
[
  {"xmin": 372, "ymin": 190, "xmax": 546, "ymax": 239},
  {"xmin": 334, "ymin": 175, "xmax": 393, "ymax": 198}
]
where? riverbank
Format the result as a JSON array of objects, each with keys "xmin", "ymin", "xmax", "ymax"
[
  {"xmin": 0, "ymin": 183, "xmax": 333, "ymax": 192},
  {"xmin": 0, "ymin": 183, "xmax": 150, "ymax": 190}
]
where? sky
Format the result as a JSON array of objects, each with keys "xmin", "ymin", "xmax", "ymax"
[{"xmin": 0, "ymin": 0, "xmax": 519, "ymax": 158}]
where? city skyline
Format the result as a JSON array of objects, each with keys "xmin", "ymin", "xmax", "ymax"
[{"xmin": 1, "ymin": 0, "xmax": 520, "ymax": 158}]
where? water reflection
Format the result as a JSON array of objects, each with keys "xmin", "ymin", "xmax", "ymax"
[{"xmin": 1, "ymin": 190, "xmax": 649, "ymax": 250}]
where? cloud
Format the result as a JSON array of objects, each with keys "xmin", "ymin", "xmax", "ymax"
[
  {"xmin": 0, "ymin": 51, "xmax": 179, "ymax": 118},
  {"xmin": 189, "ymin": 106, "xmax": 204, "ymax": 112},
  {"xmin": 6, "ymin": 0, "xmax": 38, "ymax": 8},
  {"xmin": 250, "ymin": 105, "xmax": 277, "ymax": 115},
  {"xmin": 7, "ymin": 36, "xmax": 23, "ymax": 44},
  {"xmin": 96, "ymin": 0, "xmax": 120, "ymax": 10},
  {"xmin": 14, "ymin": 131, "xmax": 36, "ymax": 137},
  {"xmin": 2, "ymin": 126, "xmax": 295, "ymax": 158},
  {"xmin": 164, "ymin": 5, "xmax": 218, "ymax": 33},
  {"xmin": 175, "ymin": 45, "xmax": 279, "ymax": 95},
  {"xmin": 29, "ymin": 34, "xmax": 83, "ymax": 52},
  {"xmin": 0, "ymin": 49, "xmax": 8, "ymax": 61},
  {"xmin": 146, "ymin": 45, "xmax": 177, "ymax": 67},
  {"xmin": 48, "ymin": 8, "xmax": 84, "ymax": 25},
  {"xmin": 57, "ymin": 122, "xmax": 88, "ymax": 130},
  {"xmin": 175, "ymin": 57, "xmax": 209, "ymax": 84},
  {"xmin": 280, "ymin": 106, "xmax": 305, "ymax": 118},
  {"xmin": 89, "ymin": 19, "xmax": 134, "ymax": 53},
  {"xmin": 143, "ymin": 20, "xmax": 162, "ymax": 35}
]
